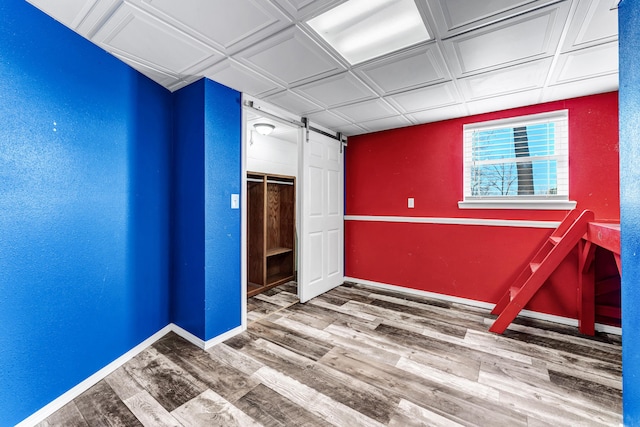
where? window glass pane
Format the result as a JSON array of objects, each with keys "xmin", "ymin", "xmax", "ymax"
[
  {"xmin": 471, "ymin": 123, "xmax": 555, "ymax": 161},
  {"xmin": 526, "ymin": 123, "xmax": 555, "ymax": 156},
  {"xmin": 471, "ymin": 163, "xmax": 517, "ymax": 196},
  {"xmin": 532, "ymin": 160, "xmax": 558, "ymax": 195},
  {"xmin": 470, "ymin": 159, "xmax": 558, "ymax": 197},
  {"xmin": 471, "ymin": 128, "xmax": 514, "ymax": 161}
]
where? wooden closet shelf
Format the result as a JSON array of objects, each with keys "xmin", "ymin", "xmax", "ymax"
[
  {"xmin": 266, "ymin": 247, "xmax": 293, "ymax": 257},
  {"xmin": 247, "ymin": 171, "xmax": 296, "ymax": 297},
  {"xmin": 266, "ymin": 272, "xmax": 294, "ymax": 286}
]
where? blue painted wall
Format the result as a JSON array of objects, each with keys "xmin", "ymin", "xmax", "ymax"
[
  {"xmin": 171, "ymin": 80, "xmax": 206, "ymax": 338},
  {"xmin": 204, "ymin": 79, "xmax": 242, "ymax": 340},
  {"xmin": 171, "ymin": 79, "xmax": 242, "ymax": 341},
  {"xmin": 619, "ymin": 1, "xmax": 640, "ymax": 425},
  {"xmin": 0, "ymin": 2, "xmax": 171, "ymax": 425}
]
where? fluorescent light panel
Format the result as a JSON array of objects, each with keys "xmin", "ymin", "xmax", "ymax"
[{"xmin": 308, "ymin": 0, "xmax": 430, "ymax": 65}]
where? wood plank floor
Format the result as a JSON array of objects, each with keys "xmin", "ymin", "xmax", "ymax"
[{"xmin": 39, "ymin": 282, "xmax": 622, "ymax": 426}]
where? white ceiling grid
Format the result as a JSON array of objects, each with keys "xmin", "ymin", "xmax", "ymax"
[{"xmin": 26, "ymin": 0, "xmax": 618, "ymax": 136}]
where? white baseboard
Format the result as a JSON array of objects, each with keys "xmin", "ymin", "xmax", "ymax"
[
  {"xmin": 170, "ymin": 323, "xmax": 245, "ymax": 350},
  {"xmin": 169, "ymin": 323, "xmax": 206, "ymax": 349},
  {"xmin": 16, "ymin": 322, "xmax": 246, "ymax": 427},
  {"xmin": 345, "ymin": 276, "xmax": 497, "ymax": 309},
  {"xmin": 594, "ymin": 323, "xmax": 622, "ymax": 335},
  {"xmin": 344, "ymin": 277, "xmax": 621, "ymax": 335},
  {"xmin": 16, "ymin": 324, "xmax": 174, "ymax": 427},
  {"xmin": 204, "ymin": 325, "xmax": 245, "ymax": 350}
]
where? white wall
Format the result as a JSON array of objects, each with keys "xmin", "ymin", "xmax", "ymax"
[{"xmin": 246, "ymin": 130, "xmax": 298, "ymax": 178}]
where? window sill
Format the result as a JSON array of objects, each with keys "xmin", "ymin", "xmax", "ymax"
[{"xmin": 458, "ymin": 200, "xmax": 577, "ymax": 210}]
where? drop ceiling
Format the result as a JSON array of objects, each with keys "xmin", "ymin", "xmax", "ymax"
[{"xmin": 26, "ymin": 0, "xmax": 618, "ymax": 136}]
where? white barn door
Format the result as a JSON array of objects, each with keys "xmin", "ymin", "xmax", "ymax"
[{"xmin": 298, "ymin": 130, "xmax": 344, "ymax": 303}]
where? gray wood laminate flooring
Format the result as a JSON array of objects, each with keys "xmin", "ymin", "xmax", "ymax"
[{"xmin": 39, "ymin": 282, "xmax": 622, "ymax": 426}]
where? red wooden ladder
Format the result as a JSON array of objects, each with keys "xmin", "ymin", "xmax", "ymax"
[{"xmin": 489, "ymin": 209, "xmax": 594, "ymax": 334}]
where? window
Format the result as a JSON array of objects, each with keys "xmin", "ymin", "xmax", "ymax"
[{"xmin": 459, "ymin": 110, "xmax": 575, "ymax": 210}]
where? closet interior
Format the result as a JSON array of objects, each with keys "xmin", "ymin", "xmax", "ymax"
[
  {"xmin": 245, "ymin": 109, "xmax": 299, "ymax": 298},
  {"xmin": 247, "ymin": 172, "xmax": 296, "ymax": 297}
]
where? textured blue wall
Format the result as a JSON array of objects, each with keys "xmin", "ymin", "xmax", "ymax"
[
  {"xmin": 204, "ymin": 79, "xmax": 242, "ymax": 340},
  {"xmin": 0, "ymin": 2, "xmax": 171, "ymax": 426},
  {"xmin": 619, "ymin": 1, "xmax": 640, "ymax": 424},
  {"xmin": 171, "ymin": 79, "xmax": 242, "ymax": 341},
  {"xmin": 129, "ymin": 75, "xmax": 172, "ymax": 336},
  {"xmin": 171, "ymin": 80, "xmax": 206, "ymax": 338}
]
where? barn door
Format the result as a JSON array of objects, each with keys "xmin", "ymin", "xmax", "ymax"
[{"xmin": 298, "ymin": 129, "xmax": 344, "ymax": 303}]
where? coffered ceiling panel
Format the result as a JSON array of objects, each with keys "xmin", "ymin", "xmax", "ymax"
[
  {"xmin": 333, "ymin": 99, "xmax": 399, "ymax": 123},
  {"xmin": 333, "ymin": 123, "xmax": 367, "ymax": 136},
  {"xmin": 204, "ymin": 59, "xmax": 283, "ymax": 97},
  {"xmin": 458, "ymin": 58, "xmax": 553, "ymax": 101},
  {"xmin": 94, "ymin": 3, "xmax": 222, "ymax": 75},
  {"xmin": 112, "ymin": 52, "xmax": 181, "ymax": 87},
  {"xmin": 75, "ymin": 0, "xmax": 120, "ymax": 37},
  {"xmin": 236, "ymin": 27, "xmax": 345, "ymax": 87},
  {"xmin": 354, "ymin": 44, "xmax": 449, "ymax": 95},
  {"xmin": 542, "ymin": 72, "xmax": 618, "ymax": 102},
  {"xmin": 272, "ymin": 0, "xmax": 346, "ymax": 20},
  {"xmin": 467, "ymin": 88, "xmax": 543, "ymax": 115},
  {"xmin": 562, "ymin": 0, "xmax": 618, "ymax": 52},
  {"xmin": 167, "ymin": 78, "xmax": 201, "ymax": 92},
  {"xmin": 442, "ymin": 1, "xmax": 570, "ymax": 77},
  {"xmin": 407, "ymin": 104, "xmax": 468, "ymax": 124},
  {"xmin": 133, "ymin": 0, "xmax": 291, "ymax": 54},
  {"xmin": 359, "ymin": 115, "xmax": 412, "ymax": 133},
  {"xmin": 29, "ymin": 0, "xmax": 619, "ymax": 136},
  {"xmin": 551, "ymin": 42, "xmax": 618, "ymax": 85},
  {"xmin": 306, "ymin": 110, "xmax": 353, "ymax": 130},
  {"xmin": 264, "ymin": 90, "xmax": 323, "ymax": 115},
  {"xmin": 293, "ymin": 72, "xmax": 376, "ymax": 108},
  {"xmin": 386, "ymin": 82, "xmax": 461, "ymax": 113},
  {"xmin": 26, "ymin": 0, "xmax": 96, "ymax": 30},
  {"xmin": 426, "ymin": 0, "xmax": 560, "ymax": 38}
]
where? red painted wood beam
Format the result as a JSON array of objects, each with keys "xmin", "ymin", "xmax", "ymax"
[
  {"xmin": 578, "ymin": 240, "xmax": 596, "ymax": 335},
  {"xmin": 615, "ymin": 253, "xmax": 622, "ymax": 275},
  {"xmin": 586, "ymin": 222, "xmax": 620, "ymax": 255}
]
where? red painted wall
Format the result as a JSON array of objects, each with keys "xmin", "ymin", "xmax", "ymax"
[{"xmin": 345, "ymin": 92, "xmax": 619, "ymax": 319}]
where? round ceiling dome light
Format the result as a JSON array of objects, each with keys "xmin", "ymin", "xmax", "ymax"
[{"xmin": 254, "ymin": 123, "xmax": 275, "ymax": 136}]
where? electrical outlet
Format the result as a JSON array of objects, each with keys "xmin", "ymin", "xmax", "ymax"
[{"xmin": 408, "ymin": 198, "xmax": 414, "ymax": 208}]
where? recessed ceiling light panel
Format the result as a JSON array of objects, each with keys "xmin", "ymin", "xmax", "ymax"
[{"xmin": 307, "ymin": 0, "xmax": 431, "ymax": 65}]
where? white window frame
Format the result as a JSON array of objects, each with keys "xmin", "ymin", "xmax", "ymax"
[{"xmin": 458, "ymin": 110, "xmax": 576, "ymax": 210}]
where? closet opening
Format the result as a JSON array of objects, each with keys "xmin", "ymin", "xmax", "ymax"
[{"xmin": 243, "ymin": 104, "xmax": 301, "ymax": 310}]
